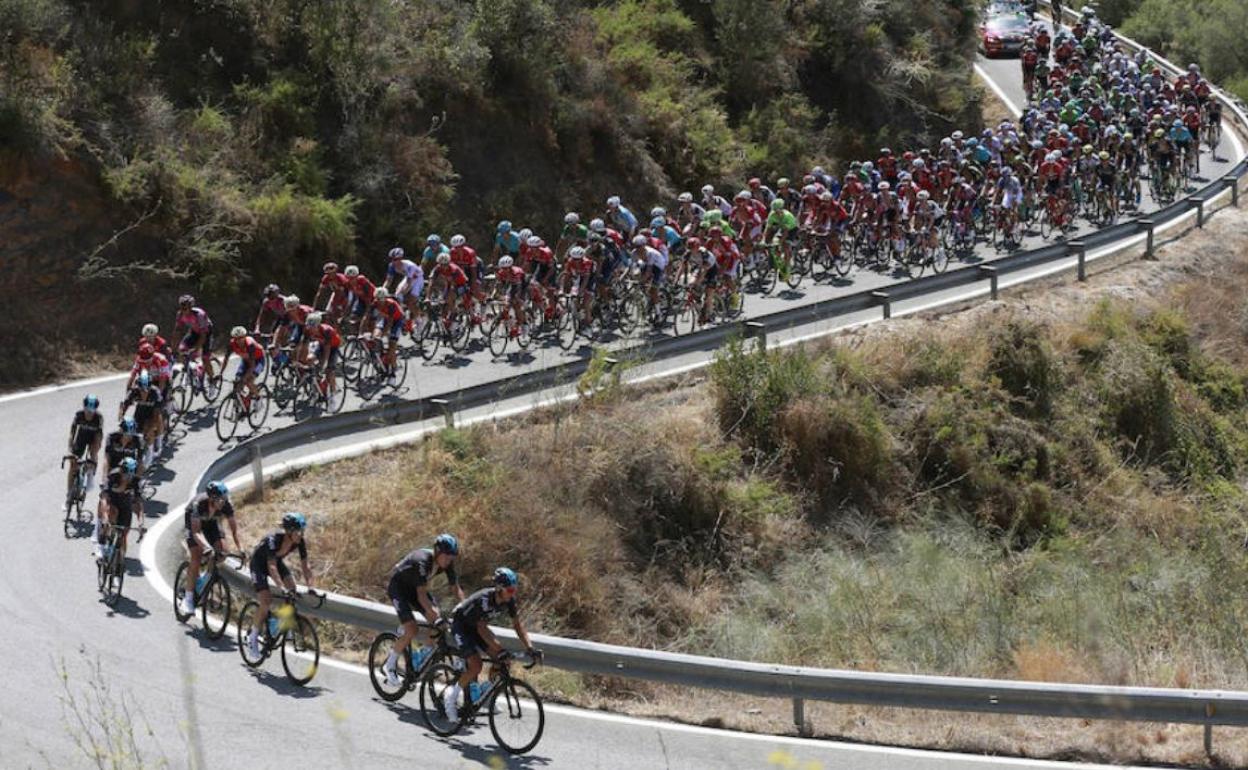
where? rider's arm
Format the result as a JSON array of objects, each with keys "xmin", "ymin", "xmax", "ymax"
[
  {"xmin": 415, "ymin": 585, "xmax": 438, "ymax": 622},
  {"xmin": 512, "ymin": 615, "xmax": 534, "ymax": 653},
  {"xmin": 299, "ymin": 555, "xmax": 314, "ymax": 589},
  {"xmin": 476, "ymin": 618, "xmax": 504, "ymax": 656}
]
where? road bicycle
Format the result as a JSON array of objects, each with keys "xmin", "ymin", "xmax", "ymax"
[
  {"xmin": 288, "ymin": 360, "xmax": 346, "ymax": 418},
  {"xmin": 169, "ymin": 350, "xmax": 223, "ymax": 416},
  {"xmin": 419, "ymin": 651, "xmax": 546, "ymax": 755},
  {"xmin": 173, "ymin": 550, "xmax": 245, "ymax": 639},
  {"xmin": 903, "ymin": 227, "xmax": 949, "ymax": 278},
  {"xmin": 806, "ymin": 228, "xmax": 853, "ymax": 280},
  {"xmin": 97, "ymin": 519, "xmax": 143, "ymax": 607},
  {"xmin": 367, "ymin": 619, "xmax": 460, "ymax": 702},
  {"xmin": 61, "ymin": 454, "xmax": 94, "ymax": 537},
  {"xmin": 214, "ymin": 376, "xmax": 270, "ymax": 442},
  {"xmin": 414, "ymin": 299, "xmax": 474, "ymax": 360},
  {"xmin": 346, "ymin": 333, "xmax": 408, "ymax": 398},
  {"xmin": 237, "ymin": 589, "xmax": 326, "ymax": 685}
]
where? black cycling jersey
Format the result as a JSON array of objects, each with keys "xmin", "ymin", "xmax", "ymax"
[
  {"xmin": 123, "ymin": 384, "xmax": 164, "ymax": 410},
  {"xmin": 70, "ymin": 410, "xmax": 103, "ymax": 442},
  {"xmin": 390, "ymin": 548, "xmax": 459, "ymax": 591},
  {"xmin": 453, "ymin": 587, "xmax": 517, "ymax": 628},
  {"xmin": 183, "ymin": 494, "xmax": 235, "ymax": 531},
  {"xmin": 252, "ymin": 529, "xmax": 307, "ymax": 565},
  {"xmin": 102, "ymin": 467, "xmax": 140, "ymax": 498},
  {"xmin": 103, "ymin": 432, "xmax": 142, "ymax": 470}
]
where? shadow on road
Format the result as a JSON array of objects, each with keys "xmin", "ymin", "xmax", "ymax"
[
  {"xmin": 379, "ymin": 702, "xmax": 552, "ymax": 768},
  {"xmin": 244, "ymin": 668, "xmax": 327, "ymax": 699}
]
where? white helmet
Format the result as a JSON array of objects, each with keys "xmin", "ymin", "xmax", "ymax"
[
  {"xmin": 375, "ymin": 287, "xmax": 390, "ymax": 300},
  {"xmin": 344, "ymin": 265, "xmax": 360, "ymax": 277},
  {"xmin": 306, "ymin": 312, "xmax": 323, "ymax": 326},
  {"xmin": 917, "ymin": 190, "xmax": 930, "ymax": 201},
  {"xmin": 912, "ymin": 159, "xmax": 926, "ymax": 169},
  {"xmin": 569, "ymin": 246, "xmax": 586, "ymax": 259},
  {"xmin": 450, "ymin": 234, "xmax": 466, "ymax": 247},
  {"xmin": 284, "ymin": 295, "xmax": 300, "ymax": 309},
  {"xmin": 735, "ymin": 190, "xmax": 751, "ymax": 201},
  {"xmin": 527, "ymin": 236, "xmax": 542, "ymax": 247},
  {"xmin": 230, "ymin": 325, "xmax": 247, "ymax": 339},
  {"xmin": 606, "ymin": 195, "xmax": 621, "ymax": 208},
  {"xmin": 589, "ymin": 218, "xmax": 606, "ymax": 232},
  {"xmin": 819, "ymin": 191, "xmax": 833, "ymax": 202},
  {"xmin": 631, "ymin": 234, "xmax": 647, "ymax": 247},
  {"xmin": 878, "ymin": 181, "xmax": 891, "ymax": 191},
  {"xmin": 518, "ymin": 228, "xmax": 532, "ymax": 242},
  {"xmin": 564, "ymin": 212, "xmax": 579, "ymax": 225},
  {"xmin": 141, "ymin": 323, "xmax": 158, "ymax": 337},
  {"xmin": 498, "ymin": 256, "xmax": 514, "ymax": 269},
  {"xmin": 650, "ymin": 207, "xmax": 666, "ymax": 218},
  {"xmin": 388, "ymin": 247, "xmax": 405, "ymax": 259},
  {"xmin": 700, "ymin": 184, "xmax": 714, "ymax": 197},
  {"xmin": 678, "ymin": 192, "xmax": 693, "ymax": 203},
  {"xmin": 436, "ymin": 253, "xmax": 451, "ymax": 265}
]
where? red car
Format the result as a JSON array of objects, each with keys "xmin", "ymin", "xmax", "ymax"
[{"xmin": 980, "ymin": 13, "xmax": 1030, "ymax": 58}]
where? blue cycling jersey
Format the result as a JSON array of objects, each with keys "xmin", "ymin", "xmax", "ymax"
[
  {"xmin": 1169, "ymin": 127, "xmax": 1193, "ymax": 144},
  {"xmin": 495, "ymin": 231, "xmax": 521, "ymax": 254},
  {"xmin": 422, "ymin": 244, "xmax": 449, "ymax": 263},
  {"xmin": 610, "ymin": 206, "xmax": 638, "ymax": 234},
  {"xmin": 657, "ymin": 225, "xmax": 682, "ymax": 249}
]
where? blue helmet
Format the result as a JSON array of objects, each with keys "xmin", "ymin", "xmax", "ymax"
[
  {"xmin": 121, "ymin": 418, "xmax": 139, "ymax": 435},
  {"xmin": 497, "ymin": 220, "xmax": 512, "ymax": 233},
  {"xmin": 83, "ymin": 394, "xmax": 100, "ymax": 411},
  {"xmin": 650, "ymin": 216, "xmax": 665, "ymax": 229},
  {"xmin": 426, "ymin": 234, "xmax": 441, "ymax": 246},
  {"xmin": 205, "ymin": 480, "xmax": 229, "ymax": 499},
  {"xmin": 434, "ymin": 533, "xmax": 459, "ymax": 556},
  {"xmin": 137, "ymin": 370, "xmax": 151, "ymax": 389},
  {"xmin": 281, "ymin": 511, "xmax": 307, "ymax": 531},
  {"xmin": 493, "ymin": 567, "xmax": 518, "ymax": 588},
  {"xmin": 120, "ymin": 457, "xmax": 138, "ymax": 474}
]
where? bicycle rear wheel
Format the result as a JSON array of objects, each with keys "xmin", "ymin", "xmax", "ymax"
[
  {"xmin": 419, "ymin": 663, "xmax": 463, "ymax": 737},
  {"xmin": 368, "ymin": 632, "xmax": 413, "ymax": 702},
  {"xmin": 102, "ymin": 545, "xmax": 124, "ymax": 606},
  {"xmin": 488, "ymin": 678, "xmax": 545, "ymax": 755},
  {"xmin": 280, "ymin": 613, "xmax": 320, "ymax": 685},
  {"xmin": 200, "ymin": 576, "xmax": 231, "ymax": 640}
]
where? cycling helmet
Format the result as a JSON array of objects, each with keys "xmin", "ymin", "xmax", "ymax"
[
  {"xmin": 650, "ymin": 216, "xmax": 665, "ymax": 229},
  {"xmin": 812, "ymin": 166, "xmax": 826, "ymax": 176},
  {"xmin": 527, "ymin": 235, "xmax": 542, "ymax": 248},
  {"xmin": 912, "ymin": 159, "xmax": 926, "ymax": 169},
  {"xmin": 770, "ymin": 198, "xmax": 786, "ymax": 211},
  {"xmin": 281, "ymin": 512, "xmax": 307, "ymax": 531},
  {"xmin": 497, "ymin": 220, "xmax": 512, "ymax": 233},
  {"xmin": 141, "ymin": 323, "xmax": 158, "ymax": 337},
  {"xmin": 230, "ymin": 325, "xmax": 247, "ymax": 339},
  {"xmin": 120, "ymin": 457, "xmax": 138, "ymax": 474},
  {"xmin": 952, "ymin": 130, "xmax": 964, "ymax": 140},
  {"xmin": 121, "ymin": 418, "xmax": 139, "ymax": 435},
  {"xmin": 590, "ymin": 218, "xmax": 606, "ymax": 232},
  {"xmin": 1082, "ymin": 145, "xmax": 1094, "ymax": 154},
  {"xmin": 205, "ymin": 480, "xmax": 229, "ymax": 498},
  {"xmin": 628, "ymin": 235, "xmax": 646, "ymax": 247},
  {"xmin": 878, "ymin": 181, "xmax": 891, "ymax": 191},
  {"xmin": 568, "ymin": 246, "xmax": 586, "ymax": 259},
  {"xmin": 1098, "ymin": 151, "xmax": 1110, "ymax": 160},
  {"xmin": 516, "ymin": 228, "xmax": 531, "ymax": 243},
  {"xmin": 686, "ymin": 237, "xmax": 701, "ymax": 249},
  {"xmin": 263, "ymin": 283, "xmax": 280, "ymax": 297},
  {"xmin": 705, "ymin": 210, "xmax": 723, "ymax": 223},
  {"xmin": 606, "ymin": 195, "xmax": 621, "ymax": 208},
  {"xmin": 434, "ymin": 533, "xmax": 459, "ymax": 556},
  {"xmin": 966, "ymin": 138, "xmax": 979, "ymax": 148},
  {"xmin": 450, "ymin": 234, "xmax": 466, "ymax": 248},
  {"xmin": 564, "ymin": 212, "xmax": 579, "ymax": 225},
  {"xmin": 493, "ymin": 567, "xmax": 518, "ymax": 588},
  {"xmin": 284, "ymin": 295, "xmax": 300, "ymax": 309},
  {"xmin": 700, "ymin": 184, "xmax": 714, "ymax": 196},
  {"xmin": 776, "ymin": 177, "xmax": 790, "ymax": 187},
  {"xmin": 819, "ymin": 191, "xmax": 833, "ymax": 202},
  {"xmin": 801, "ymin": 184, "xmax": 818, "ymax": 196},
  {"xmin": 879, "ymin": 148, "xmax": 892, "ymax": 156},
  {"xmin": 436, "ymin": 253, "xmax": 451, "ymax": 265},
  {"xmin": 677, "ymin": 192, "xmax": 693, "ymax": 203},
  {"xmin": 734, "ymin": 190, "xmax": 750, "ymax": 201},
  {"xmin": 83, "ymin": 395, "xmax": 100, "ymax": 411},
  {"xmin": 305, "ymin": 312, "xmax": 323, "ymax": 326},
  {"xmin": 178, "ymin": 294, "xmax": 195, "ymax": 307},
  {"xmin": 650, "ymin": 207, "xmax": 666, "ymax": 218},
  {"xmin": 426, "ymin": 234, "xmax": 442, "ymax": 246},
  {"xmin": 498, "ymin": 255, "xmax": 514, "ymax": 269},
  {"xmin": 388, "ymin": 247, "xmax": 405, "ymax": 260},
  {"xmin": 917, "ymin": 190, "xmax": 930, "ymax": 201},
  {"xmin": 138, "ymin": 343, "xmax": 154, "ymax": 359},
  {"xmin": 375, "ymin": 287, "xmax": 390, "ymax": 300},
  {"xmin": 323, "ymin": 261, "xmax": 338, "ymax": 273},
  {"xmin": 344, "ymin": 265, "xmax": 359, "ymax": 278}
]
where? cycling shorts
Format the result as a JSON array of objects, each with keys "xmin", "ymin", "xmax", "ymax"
[
  {"xmin": 104, "ymin": 490, "xmax": 136, "ymax": 529},
  {"xmin": 312, "ymin": 342, "xmax": 340, "ymax": 369},
  {"xmin": 451, "ymin": 618, "xmax": 488, "ymax": 659},
  {"xmin": 181, "ymin": 324, "xmax": 215, "ymax": 353},
  {"xmin": 532, "ymin": 262, "xmax": 554, "ymax": 285},
  {"xmin": 249, "ymin": 552, "xmax": 291, "ymax": 593},
  {"xmin": 703, "ymin": 264, "xmax": 720, "ymax": 287},
  {"xmin": 235, "ymin": 359, "xmax": 264, "ymax": 379},
  {"xmin": 645, "ymin": 264, "xmax": 665, "ymax": 284},
  {"xmin": 287, "ymin": 322, "xmax": 304, "ymax": 346},
  {"xmin": 386, "ymin": 573, "xmax": 438, "ymax": 625},
  {"xmin": 133, "ymin": 402, "xmax": 159, "ymax": 429},
  {"xmin": 347, "ymin": 295, "xmax": 370, "ymax": 318},
  {"xmin": 185, "ymin": 519, "xmax": 223, "ymax": 549},
  {"xmin": 72, "ymin": 431, "xmax": 97, "ymax": 459},
  {"xmin": 376, "ymin": 319, "xmax": 403, "ymax": 342}
]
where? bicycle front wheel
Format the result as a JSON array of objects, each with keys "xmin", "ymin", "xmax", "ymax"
[
  {"xmin": 236, "ymin": 601, "xmax": 266, "ymax": 668},
  {"xmin": 247, "ymin": 385, "xmax": 270, "ymax": 430},
  {"xmin": 102, "ymin": 547, "xmax": 124, "ymax": 606},
  {"xmin": 214, "ymin": 395, "xmax": 240, "ymax": 443},
  {"xmin": 173, "ymin": 562, "xmax": 194, "ymax": 623},
  {"xmin": 488, "ymin": 678, "xmax": 545, "ymax": 755},
  {"xmin": 200, "ymin": 576, "xmax": 231, "ymax": 640},
  {"xmin": 419, "ymin": 663, "xmax": 464, "ymax": 737},
  {"xmin": 280, "ymin": 613, "xmax": 320, "ymax": 685},
  {"xmin": 368, "ymin": 632, "xmax": 412, "ymax": 702}
]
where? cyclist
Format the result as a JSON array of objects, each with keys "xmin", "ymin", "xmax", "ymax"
[
  {"xmin": 421, "ymin": 235, "xmax": 450, "ymax": 274},
  {"xmin": 119, "ymin": 370, "xmax": 164, "ymax": 467},
  {"xmin": 370, "ymin": 287, "xmax": 405, "ymax": 378},
  {"xmin": 297, "ymin": 312, "xmax": 342, "ymax": 397},
  {"xmin": 449, "ymin": 234, "xmax": 483, "ymax": 298},
  {"xmin": 908, "ymin": 190, "xmax": 945, "ymax": 261},
  {"xmin": 381, "ymin": 534, "xmax": 465, "ymax": 687},
  {"xmin": 128, "ymin": 341, "xmax": 172, "ymax": 399},
  {"xmin": 245, "ymin": 512, "xmax": 315, "ymax": 660},
  {"xmin": 556, "ymin": 212, "xmax": 588, "ymax": 259},
  {"xmin": 492, "ymin": 256, "xmax": 530, "ymax": 333},
  {"xmin": 809, "ymin": 191, "xmax": 850, "ymax": 261},
  {"xmin": 1093, "ymin": 150, "xmax": 1119, "ymax": 218},
  {"xmin": 1168, "ymin": 118, "xmax": 1195, "ymax": 177},
  {"xmin": 761, "ymin": 198, "xmax": 799, "ymax": 278},
  {"xmin": 699, "ymin": 185, "xmax": 732, "ymax": 218},
  {"xmin": 65, "ymin": 395, "xmax": 104, "ymax": 509},
  {"xmin": 178, "ymin": 480, "xmax": 242, "ymax": 617},
  {"xmin": 730, "ymin": 191, "xmax": 766, "ymax": 257},
  {"xmin": 992, "ymin": 167, "xmax": 1024, "ymax": 242},
  {"xmin": 383, "ymin": 248, "xmax": 425, "ymax": 330},
  {"xmin": 605, "ymin": 196, "xmax": 639, "ymax": 237},
  {"xmin": 430, "ymin": 252, "xmax": 474, "ymax": 324},
  {"xmin": 137, "ymin": 323, "xmax": 173, "ymax": 360},
  {"xmin": 687, "ymin": 237, "xmax": 720, "ymax": 322},
  {"xmin": 221, "ymin": 326, "xmax": 265, "ymax": 406},
  {"xmin": 674, "ymin": 192, "xmax": 706, "ymax": 235},
  {"xmin": 254, "ymin": 284, "xmax": 287, "ymax": 335},
  {"xmin": 343, "ymin": 265, "xmax": 376, "ymax": 334},
  {"xmin": 560, "ymin": 246, "xmax": 596, "ymax": 326},
  {"xmin": 443, "ymin": 567, "xmax": 540, "ymax": 724},
  {"xmin": 493, "ymin": 221, "xmax": 522, "ymax": 264},
  {"xmin": 747, "ymin": 177, "xmax": 776, "ymax": 207},
  {"xmin": 631, "ymin": 235, "xmax": 667, "ymax": 318},
  {"xmin": 96, "ymin": 456, "xmax": 142, "ymax": 562},
  {"xmin": 173, "ymin": 295, "xmax": 216, "ymax": 379}
]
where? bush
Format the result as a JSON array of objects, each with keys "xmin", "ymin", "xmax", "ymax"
[
  {"xmin": 710, "ymin": 338, "xmax": 820, "ymax": 455},
  {"xmin": 987, "ymin": 319, "xmax": 1061, "ymax": 418}
]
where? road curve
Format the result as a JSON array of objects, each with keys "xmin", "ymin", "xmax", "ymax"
[{"xmin": 3, "ymin": 57, "xmax": 1237, "ymax": 770}]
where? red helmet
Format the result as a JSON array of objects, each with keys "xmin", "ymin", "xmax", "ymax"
[{"xmin": 138, "ymin": 343, "xmax": 154, "ymax": 359}]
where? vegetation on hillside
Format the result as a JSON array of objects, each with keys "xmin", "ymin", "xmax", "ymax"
[{"xmin": 0, "ymin": 0, "xmax": 981, "ymax": 385}]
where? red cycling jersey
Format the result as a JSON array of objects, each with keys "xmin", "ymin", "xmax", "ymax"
[
  {"xmin": 563, "ymin": 256, "xmax": 594, "ymax": 275},
  {"xmin": 432, "ymin": 263, "xmax": 469, "ymax": 287},
  {"xmin": 350, "ymin": 275, "xmax": 376, "ymax": 305},
  {"xmin": 138, "ymin": 335, "xmax": 172, "ymax": 357},
  {"xmin": 320, "ymin": 273, "xmax": 349, "ymax": 296},
  {"xmin": 450, "ymin": 245, "xmax": 477, "ymax": 271},
  {"xmin": 305, "ymin": 323, "xmax": 342, "ymax": 348},
  {"xmin": 528, "ymin": 246, "xmax": 554, "ymax": 265},
  {"xmin": 230, "ymin": 336, "xmax": 265, "ymax": 361},
  {"xmin": 373, "ymin": 297, "xmax": 404, "ymax": 324},
  {"xmin": 133, "ymin": 351, "xmax": 172, "ymax": 382},
  {"xmin": 496, "ymin": 265, "xmax": 527, "ymax": 285},
  {"xmin": 288, "ymin": 304, "xmax": 314, "ymax": 325}
]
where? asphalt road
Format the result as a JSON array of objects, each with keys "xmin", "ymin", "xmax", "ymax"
[{"xmin": 1, "ymin": 53, "xmax": 1240, "ymax": 770}]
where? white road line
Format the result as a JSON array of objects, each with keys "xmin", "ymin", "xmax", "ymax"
[{"xmin": 973, "ymin": 62, "xmax": 1023, "ymax": 118}]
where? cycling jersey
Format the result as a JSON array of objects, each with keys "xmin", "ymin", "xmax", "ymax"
[
  {"xmin": 449, "ymin": 245, "xmax": 478, "ymax": 272},
  {"xmin": 70, "ymin": 409, "xmax": 103, "ymax": 456},
  {"xmin": 101, "ymin": 467, "xmax": 140, "ymax": 527},
  {"xmin": 103, "ymin": 432, "xmax": 142, "ymax": 471},
  {"xmin": 183, "ymin": 493, "xmax": 235, "ymax": 546},
  {"xmin": 305, "ymin": 323, "xmax": 342, "ymax": 349},
  {"xmin": 320, "ymin": 272, "xmax": 349, "ymax": 299},
  {"xmin": 391, "ymin": 548, "xmax": 459, "ymax": 590},
  {"xmin": 123, "ymin": 383, "xmax": 164, "ymax": 417},
  {"xmin": 137, "ymin": 334, "xmax": 172, "ymax": 357},
  {"xmin": 373, "ymin": 297, "xmax": 405, "ymax": 325},
  {"xmin": 132, "ymin": 351, "xmax": 172, "ymax": 383},
  {"xmin": 608, "ymin": 206, "xmax": 638, "ymax": 234},
  {"xmin": 453, "ymin": 586, "xmax": 517, "ymax": 628},
  {"xmin": 765, "ymin": 209, "xmax": 798, "ymax": 233},
  {"xmin": 422, "ymin": 244, "xmax": 450, "ymax": 264},
  {"xmin": 560, "ymin": 223, "xmax": 588, "ymax": 243},
  {"xmin": 495, "ymin": 231, "xmax": 521, "ymax": 256},
  {"xmin": 432, "ymin": 263, "xmax": 469, "ymax": 288},
  {"xmin": 249, "ymin": 529, "xmax": 306, "ymax": 592},
  {"xmin": 563, "ymin": 255, "xmax": 594, "ymax": 275},
  {"xmin": 229, "ymin": 336, "xmax": 265, "ymax": 362},
  {"xmin": 176, "ymin": 307, "xmax": 212, "ymax": 335}
]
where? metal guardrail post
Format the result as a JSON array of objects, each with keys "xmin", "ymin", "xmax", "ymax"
[
  {"xmin": 1068, "ymin": 240, "xmax": 1087, "ymax": 281},
  {"xmin": 793, "ymin": 697, "xmax": 811, "ymax": 737},
  {"xmin": 1138, "ymin": 219, "xmax": 1156, "ymax": 259},
  {"xmin": 248, "ymin": 445, "xmax": 264, "ymax": 499},
  {"xmin": 430, "ymin": 397, "xmax": 453, "ymax": 429},
  {"xmin": 1206, "ymin": 702, "xmax": 1216, "ymax": 757},
  {"xmin": 1226, "ymin": 175, "xmax": 1240, "ymax": 207},
  {"xmin": 744, "ymin": 321, "xmax": 766, "ymax": 350},
  {"xmin": 978, "ymin": 265, "xmax": 999, "ymax": 300},
  {"xmin": 871, "ymin": 290, "xmax": 891, "ymax": 320},
  {"xmin": 1196, "ymin": 198, "xmax": 1206, "ymax": 228}
]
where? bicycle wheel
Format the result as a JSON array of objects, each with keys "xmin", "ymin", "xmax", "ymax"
[
  {"xmin": 214, "ymin": 395, "xmax": 240, "ymax": 443},
  {"xmin": 280, "ymin": 613, "xmax": 320, "ymax": 685},
  {"xmin": 202, "ymin": 357, "xmax": 224, "ymax": 403},
  {"xmin": 324, "ymin": 372, "xmax": 347, "ymax": 415},
  {"xmin": 416, "ymin": 315, "xmax": 441, "ymax": 361},
  {"xmin": 247, "ymin": 385, "xmax": 270, "ymax": 430},
  {"xmin": 785, "ymin": 250, "xmax": 807, "ymax": 289},
  {"xmin": 341, "ymin": 339, "xmax": 364, "ymax": 385},
  {"xmin": 419, "ymin": 663, "xmax": 463, "ymax": 737},
  {"xmin": 905, "ymin": 245, "xmax": 925, "ymax": 279},
  {"xmin": 673, "ymin": 299, "xmax": 698, "ymax": 336},
  {"xmin": 200, "ymin": 576, "xmax": 231, "ymax": 640},
  {"xmin": 173, "ymin": 562, "xmax": 194, "ymax": 623},
  {"xmin": 368, "ymin": 632, "xmax": 413, "ymax": 702},
  {"xmin": 932, "ymin": 245, "xmax": 949, "ymax": 274},
  {"xmin": 97, "ymin": 549, "xmax": 109, "ymax": 594},
  {"xmin": 556, "ymin": 302, "xmax": 578, "ymax": 351},
  {"xmin": 389, "ymin": 351, "xmax": 409, "ymax": 392},
  {"xmin": 270, "ymin": 365, "xmax": 297, "ymax": 409},
  {"xmin": 173, "ymin": 370, "xmax": 193, "ymax": 415},
  {"xmin": 102, "ymin": 545, "xmax": 124, "ymax": 606},
  {"xmin": 487, "ymin": 315, "xmax": 510, "ymax": 357},
  {"xmin": 236, "ymin": 601, "xmax": 266, "ymax": 668},
  {"xmin": 449, "ymin": 312, "xmax": 473, "ymax": 354},
  {"xmin": 488, "ymin": 678, "xmax": 545, "ymax": 755}
]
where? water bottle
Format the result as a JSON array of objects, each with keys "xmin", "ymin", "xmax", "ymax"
[
  {"xmin": 267, "ymin": 617, "xmax": 279, "ymax": 637},
  {"xmin": 468, "ymin": 682, "xmax": 482, "ymax": 704},
  {"xmin": 195, "ymin": 571, "xmax": 210, "ymax": 596}
]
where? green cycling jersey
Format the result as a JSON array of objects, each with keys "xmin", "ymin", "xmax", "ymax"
[{"xmin": 765, "ymin": 209, "xmax": 797, "ymax": 232}]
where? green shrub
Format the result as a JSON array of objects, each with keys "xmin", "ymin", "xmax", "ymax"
[
  {"xmin": 987, "ymin": 319, "xmax": 1061, "ymax": 417},
  {"xmin": 710, "ymin": 338, "xmax": 820, "ymax": 455}
]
